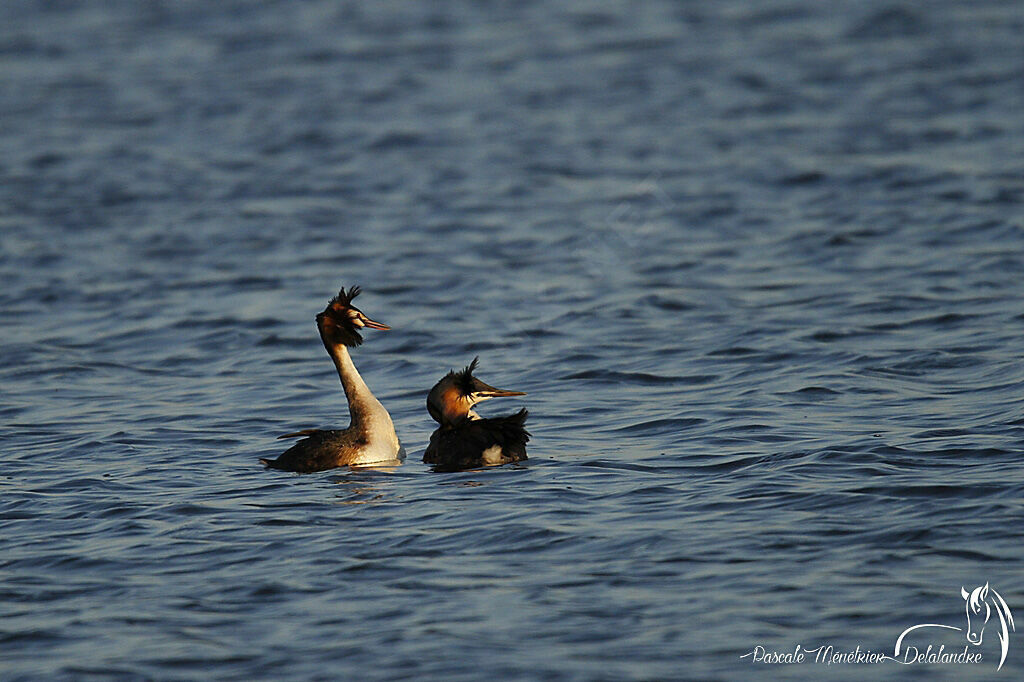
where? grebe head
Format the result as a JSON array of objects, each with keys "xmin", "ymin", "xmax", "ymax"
[
  {"xmin": 426, "ymin": 356, "xmax": 526, "ymax": 424},
  {"xmin": 316, "ymin": 285, "xmax": 390, "ymax": 348}
]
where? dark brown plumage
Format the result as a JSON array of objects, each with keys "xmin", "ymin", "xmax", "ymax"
[
  {"xmin": 424, "ymin": 408, "xmax": 530, "ymax": 471},
  {"xmin": 262, "ymin": 428, "xmax": 370, "ymax": 473},
  {"xmin": 423, "ymin": 358, "xmax": 529, "ymax": 471}
]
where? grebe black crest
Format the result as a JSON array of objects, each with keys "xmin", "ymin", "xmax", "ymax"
[
  {"xmin": 315, "ymin": 285, "xmax": 387, "ymax": 348},
  {"xmin": 260, "ymin": 285, "xmax": 402, "ymax": 473},
  {"xmin": 424, "ymin": 357, "xmax": 529, "ymax": 471}
]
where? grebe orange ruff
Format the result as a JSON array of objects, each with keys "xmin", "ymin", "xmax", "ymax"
[
  {"xmin": 423, "ymin": 357, "xmax": 529, "ymax": 471},
  {"xmin": 260, "ymin": 286, "xmax": 402, "ymax": 473}
]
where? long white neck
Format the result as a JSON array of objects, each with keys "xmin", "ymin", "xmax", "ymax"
[
  {"xmin": 323, "ymin": 341, "xmax": 401, "ymax": 462},
  {"xmin": 327, "ymin": 343, "xmax": 380, "ymax": 419}
]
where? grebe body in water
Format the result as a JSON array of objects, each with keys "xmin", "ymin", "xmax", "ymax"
[
  {"xmin": 261, "ymin": 286, "xmax": 401, "ymax": 472},
  {"xmin": 423, "ymin": 357, "xmax": 529, "ymax": 471}
]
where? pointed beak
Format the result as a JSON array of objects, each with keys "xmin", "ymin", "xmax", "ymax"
[
  {"xmin": 361, "ymin": 316, "xmax": 390, "ymax": 331},
  {"xmin": 479, "ymin": 388, "xmax": 526, "ymax": 398},
  {"xmin": 474, "ymin": 379, "xmax": 526, "ymax": 399},
  {"xmin": 467, "ymin": 373, "xmax": 525, "ymax": 404}
]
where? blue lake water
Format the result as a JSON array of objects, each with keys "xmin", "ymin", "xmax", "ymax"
[{"xmin": 2, "ymin": 1, "xmax": 1023, "ymax": 680}]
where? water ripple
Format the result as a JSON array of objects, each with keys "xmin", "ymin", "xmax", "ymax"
[{"xmin": 3, "ymin": 1, "xmax": 1023, "ymax": 680}]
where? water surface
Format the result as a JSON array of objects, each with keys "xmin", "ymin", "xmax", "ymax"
[{"xmin": 2, "ymin": 2, "xmax": 1023, "ymax": 680}]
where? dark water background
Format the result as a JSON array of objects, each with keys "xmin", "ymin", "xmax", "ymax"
[{"xmin": 2, "ymin": 1, "xmax": 1023, "ymax": 680}]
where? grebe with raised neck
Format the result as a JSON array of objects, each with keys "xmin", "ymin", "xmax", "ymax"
[
  {"xmin": 423, "ymin": 357, "xmax": 529, "ymax": 471},
  {"xmin": 261, "ymin": 286, "xmax": 402, "ymax": 472}
]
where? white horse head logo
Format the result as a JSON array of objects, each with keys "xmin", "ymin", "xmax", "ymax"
[
  {"xmin": 961, "ymin": 583, "xmax": 1014, "ymax": 665},
  {"xmin": 896, "ymin": 583, "xmax": 1015, "ymax": 671}
]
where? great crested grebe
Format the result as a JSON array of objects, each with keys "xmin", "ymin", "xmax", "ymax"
[
  {"xmin": 260, "ymin": 286, "xmax": 402, "ymax": 472},
  {"xmin": 423, "ymin": 357, "xmax": 529, "ymax": 470}
]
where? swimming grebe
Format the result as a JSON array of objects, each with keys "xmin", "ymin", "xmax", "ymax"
[
  {"xmin": 423, "ymin": 357, "xmax": 529, "ymax": 470},
  {"xmin": 260, "ymin": 286, "xmax": 402, "ymax": 472}
]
